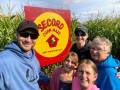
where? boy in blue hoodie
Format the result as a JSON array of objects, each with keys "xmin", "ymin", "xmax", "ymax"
[
  {"xmin": 90, "ymin": 36, "xmax": 120, "ymax": 90},
  {"xmin": 0, "ymin": 20, "xmax": 49, "ymax": 90}
]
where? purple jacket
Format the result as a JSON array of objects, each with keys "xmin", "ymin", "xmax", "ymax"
[{"xmin": 50, "ymin": 67, "xmax": 62, "ymax": 90}]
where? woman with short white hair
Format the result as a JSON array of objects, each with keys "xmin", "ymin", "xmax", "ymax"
[{"xmin": 90, "ymin": 36, "xmax": 120, "ymax": 90}]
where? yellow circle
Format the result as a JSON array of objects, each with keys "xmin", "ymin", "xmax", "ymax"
[{"xmin": 34, "ymin": 12, "xmax": 69, "ymax": 57}]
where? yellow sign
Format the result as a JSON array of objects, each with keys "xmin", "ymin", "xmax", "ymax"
[{"xmin": 34, "ymin": 12, "xmax": 69, "ymax": 57}]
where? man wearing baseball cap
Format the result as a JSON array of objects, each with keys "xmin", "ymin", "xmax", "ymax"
[{"xmin": 0, "ymin": 20, "xmax": 49, "ymax": 90}]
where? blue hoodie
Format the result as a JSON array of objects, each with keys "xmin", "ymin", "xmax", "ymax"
[
  {"xmin": 0, "ymin": 41, "xmax": 49, "ymax": 90},
  {"xmin": 96, "ymin": 55, "xmax": 120, "ymax": 90}
]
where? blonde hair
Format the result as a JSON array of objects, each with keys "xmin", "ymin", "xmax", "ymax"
[{"xmin": 78, "ymin": 59, "xmax": 98, "ymax": 74}]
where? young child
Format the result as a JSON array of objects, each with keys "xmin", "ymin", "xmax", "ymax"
[
  {"xmin": 50, "ymin": 52, "xmax": 79, "ymax": 90},
  {"xmin": 72, "ymin": 59, "xmax": 99, "ymax": 90}
]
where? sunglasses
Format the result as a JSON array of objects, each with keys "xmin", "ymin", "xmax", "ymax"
[
  {"xmin": 78, "ymin": 32, "xmax": 86, "ymax": 36},
  {"xmin": 19, "ymin": 31, "xmax": 39, "ymax": 39},
  {"xmin": 75, "ymin": 30, "xmax": 86, "ymax": 36}
]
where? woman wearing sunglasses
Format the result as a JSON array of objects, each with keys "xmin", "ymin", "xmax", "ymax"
[
  {"xmin": 70, "ymin": 25, "xmax": 91, "ymax": 61},
  {"xmin": 0, "ymin": 20, "xmax": 49, "ymax": 90}
]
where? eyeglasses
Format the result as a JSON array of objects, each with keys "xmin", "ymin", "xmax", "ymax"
[
  {"xmin": 90, "ymin": 48, "xmax": 107, "ymax": 52},
  {"xmin": 75, "ymin": 31, "xmax": 86, "ymax": 36},
  {"xmin": 79, "ymin": 32, "xmax": 86, "ymax": 36},
  {"xmin": 19, "ymin": 31, "xmax": 39, "ymax": 39}
]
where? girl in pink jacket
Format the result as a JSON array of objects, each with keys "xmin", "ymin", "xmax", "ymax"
[
  {"xmin": 72, "ymin": 59, "xmax": 99, "ymax": 90},
  {"xmin": 50, "ymin": 52, "xmax": 79, "ymax": 90}
]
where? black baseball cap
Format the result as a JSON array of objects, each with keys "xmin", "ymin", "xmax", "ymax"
[
  {"xmin": 74, "ymin": 25, "xmax": 88, "ymax": 36},
  {"xmin": 17, "ymin": 20, "xmax": 38, "ymax": 34}
]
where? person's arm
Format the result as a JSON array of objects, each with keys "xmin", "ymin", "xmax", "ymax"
[
  {"xmin": 116, "ymin": 66, "xmax": 120, "ymax": 78},
  {"xmin": 50, "ymin": 67, "xmax": 61, "ymax": 90},
  {"xmin": 39, "ymin": 71, "xmax": 49, "ymax": 83},
  {"xmin": 0, "ymin": 68, "xmax": 6, "ymax": 90},
  {"xmin": 101, "ymin": 74, "xmax": 120, "ymax": 90},
  {"xmin": 115, "ymin": 59, "xmax": 120, "ymax": 78},
  {"xmin": 50, "ymin": 70, "xmax": 56, "ymax": 90},
  {"xmin": 100, "ymin": 67, "xmax": 120, "ymax": 90},
  {"xmin": 72, "ymin": 77, "xmax": 80, "ymax": 90},
  {"xmin": 38, "ymin": 71, "xmax": 50, "ymax": 90}
]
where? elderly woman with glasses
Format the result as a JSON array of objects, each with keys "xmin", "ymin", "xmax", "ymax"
[{"xmin": 90, "ymin": 36, "xmax": 120, "ymax": 90}]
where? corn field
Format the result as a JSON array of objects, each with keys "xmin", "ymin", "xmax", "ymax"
[
  {"xmin": 0, "ymin": 14, "xmax": 23, "ymax": 50},
  {"xmin": 84, "ymin": 16, "xmax": 120, "ymax": 59}
]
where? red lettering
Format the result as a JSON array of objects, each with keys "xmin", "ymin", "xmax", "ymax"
[
  {"xmin": 47, "ymin": 19, "xmax": 51, "ymax": 26},
  {"xmin": 59, "ymin": 23, "xmax": 64, "ymax": 29},
  {"xmin": 38, "ymin": 18, "xmax": 64, "ymax": 31}
]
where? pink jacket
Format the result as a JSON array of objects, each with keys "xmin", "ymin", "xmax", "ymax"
[
  {"xmin": 50, "ymin": 67, "xmax": 62, "ymax": 90},
  {"xmin": 72, "ymin": 77, "xmax": 99, "ymax": 90}
]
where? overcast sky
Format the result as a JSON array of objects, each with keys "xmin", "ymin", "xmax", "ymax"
[{"xmin": 1, "ymin": 0, "xmax": 120, "ymax": 22}]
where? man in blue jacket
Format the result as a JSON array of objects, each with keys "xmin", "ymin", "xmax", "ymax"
[
  {"xmin": 90, "ymin": 36, "xmax": 120, "ymax": 90},
  {"xmin": 0, "ymin": 20, "xmax": 49, "ymax": 90}
]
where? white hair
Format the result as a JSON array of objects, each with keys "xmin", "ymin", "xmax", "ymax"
[{"xmin": 91, "ymin": 36, "xmax": 112, "ymax": 53}]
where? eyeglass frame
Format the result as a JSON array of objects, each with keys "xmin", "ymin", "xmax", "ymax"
[{"xmin": 90, "ymin": 47, "xmax": 108, "ymax": 53}]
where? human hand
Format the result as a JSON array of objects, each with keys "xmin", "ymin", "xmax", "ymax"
[{"xmin": 116, "ymin": 66, "xmax": 120, "ymax": 79}]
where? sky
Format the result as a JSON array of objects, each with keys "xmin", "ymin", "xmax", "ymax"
[{"xmin": 1, "ymin": 0, "xmax": 120, "ymax": 22}]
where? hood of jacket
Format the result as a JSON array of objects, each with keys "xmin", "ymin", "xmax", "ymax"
[
  {"xmin": 97, "ymin": 55, "xmax": 120, "ymax": 69},
  {"xmin": 4, "ymin": 40, "xmax": 36, "ymax": 63}
]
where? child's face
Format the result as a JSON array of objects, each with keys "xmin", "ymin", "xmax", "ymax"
[
  {"xmin": 77, "ymin": 63, "xmax": 97, "ymax": 88},
  {"xmin": 63, "ymin": 58, "xmax": 77, "ymax": 72}
]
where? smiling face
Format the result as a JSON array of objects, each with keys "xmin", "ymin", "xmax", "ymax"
[
  {"xmin": 90, "ymin": 43, "xmax": 109, "ymax": 62},
  {"xmin": 63, "ymin": 58, "xmax": 77, "ymax": 72},
  {"xmin": 16, "ymin": 29, "xmax": 39, "ymax": 54},
  {"xmin": 74, "ymin": 26, "xmax": 88, "ymax": 49},
  {"xmin": 76, "ymin": 35, "xmax": 88, "ymax": 48},
  {"xmin": 90, "ymin": 37, "xmax": 111, "ymax": 63},
  {"xmin": 62, "ymin": 52, "xmax": 78, "ymax": 72},
  {"xmin": 77, "ymin": 62, "xmax": 97, "ymax": 89}
]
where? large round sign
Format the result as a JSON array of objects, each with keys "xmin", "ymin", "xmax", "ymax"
[{"xmin": 34, "ymin": 12, "xmax": 69, "ymax": 57}]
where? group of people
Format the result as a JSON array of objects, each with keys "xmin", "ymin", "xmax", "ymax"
[
  {"xmin": 0, "ymin": 20, "xmax": 120, "ymax": 90},
  {"xmin": 51, "ymin": 25, "xmax": 120, "ymax": 90}
]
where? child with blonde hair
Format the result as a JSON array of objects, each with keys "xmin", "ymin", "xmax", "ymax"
[{"xmin": 72, "ymin": 59, "xmax": 99, "ymax": 90}]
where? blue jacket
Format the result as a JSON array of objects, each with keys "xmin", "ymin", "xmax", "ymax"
[
  {"xmin": 96, "ymin": 55, "xmax": 120, "ymax": 90},
  {"xmin": 0, "ymin": 41, "xmax": 49, "ymax": 90}
]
